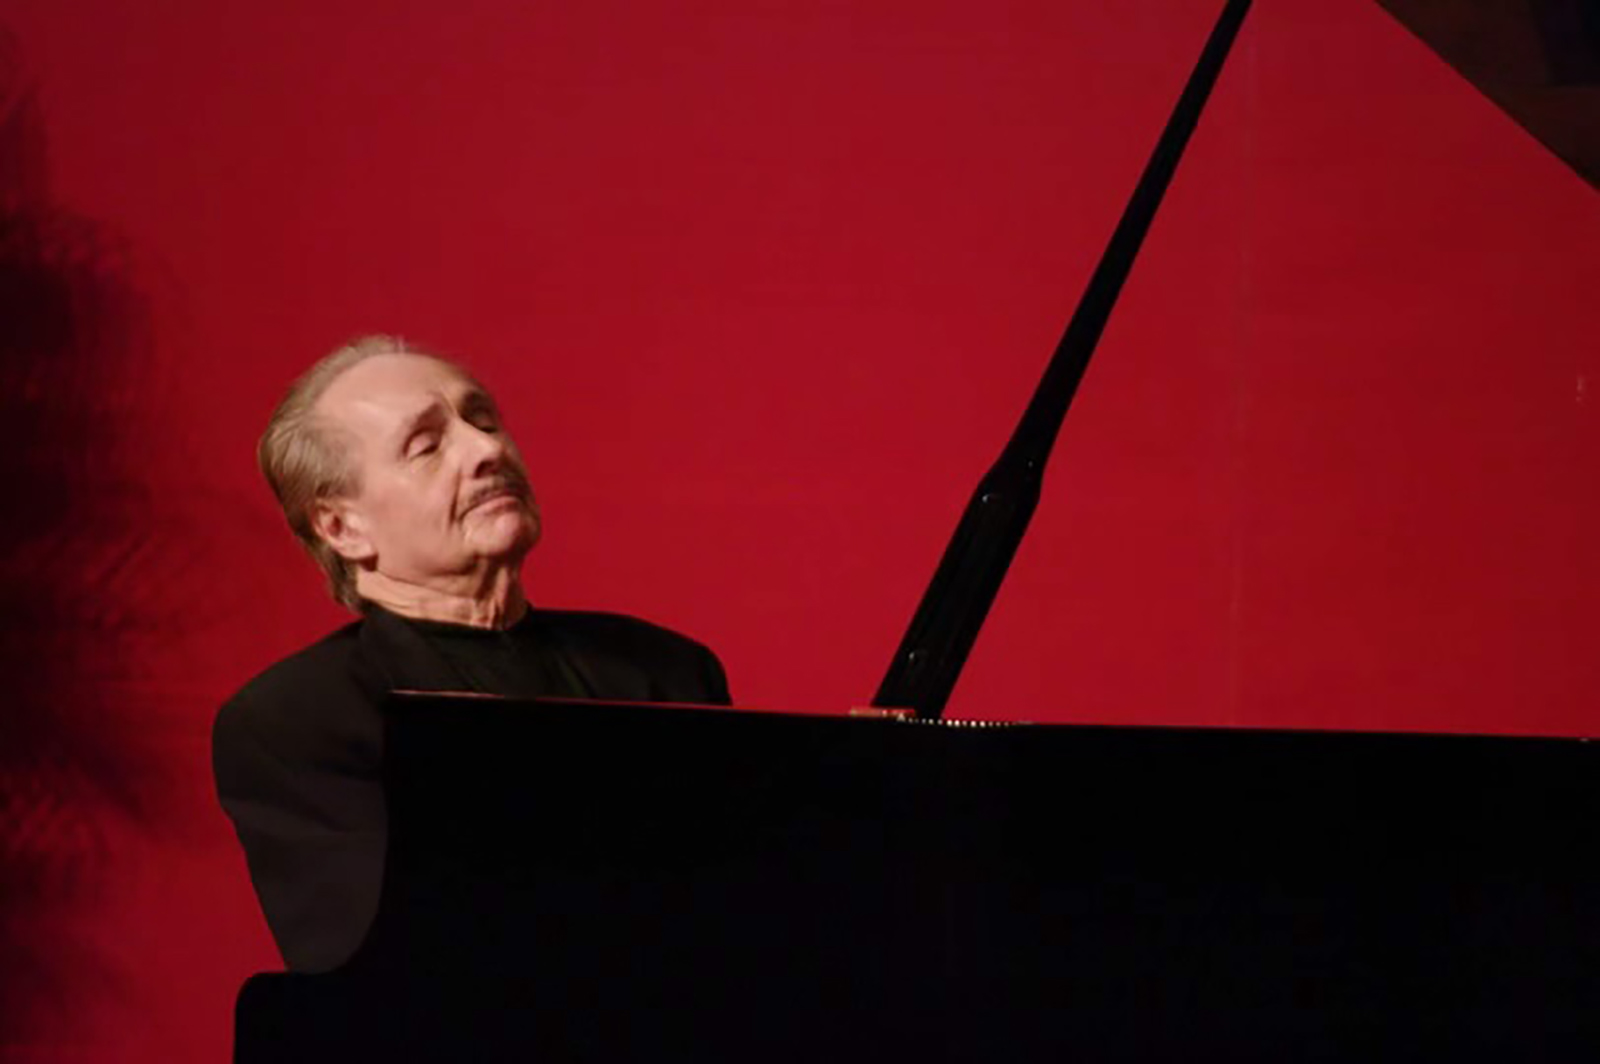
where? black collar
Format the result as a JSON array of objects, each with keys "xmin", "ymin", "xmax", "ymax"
[
  {"xmin": 355, "ymin": 602, "xmax": 476, "ymax": 695},
  {"xmin": 352, "ymin": 601, "xmax": 619, "ymax": 702}
]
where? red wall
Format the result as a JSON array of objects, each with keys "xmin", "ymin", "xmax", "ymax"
[{"xmin": 2, "ymin": 1, "xmax": 1595, "ymax": 1059}]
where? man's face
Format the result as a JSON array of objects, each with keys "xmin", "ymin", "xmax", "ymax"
[{"xmin": 312, "ymin": 353, "xmax": 540, "ymax": 584}]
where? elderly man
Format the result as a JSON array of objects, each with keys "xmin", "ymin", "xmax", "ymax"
[{"xmin": 214, "ymin": 336, "xmax": 730, "ymax": 972}]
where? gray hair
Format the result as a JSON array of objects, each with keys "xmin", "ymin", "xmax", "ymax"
[{"xmin": 257, "ymin": 334, "xmax": 430, "ymax": 610}]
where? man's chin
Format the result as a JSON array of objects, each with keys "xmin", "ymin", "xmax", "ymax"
[{"xmin": 468, "ymin": 511, "xmax": 539, "ymax": 559}]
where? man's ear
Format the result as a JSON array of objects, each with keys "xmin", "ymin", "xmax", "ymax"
[{"xmin": 310, "ymin": 499, "xmax": 377, "ymax": 565}]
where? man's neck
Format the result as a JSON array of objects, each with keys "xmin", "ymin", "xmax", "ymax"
[{"xmin": 356, "ymin": 567, "xmax": 528, "ymax": 629}]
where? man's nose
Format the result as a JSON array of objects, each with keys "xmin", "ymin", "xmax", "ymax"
[{"xmin": 463, "ymin": 422, "xmax": 510, "ymax": 475}]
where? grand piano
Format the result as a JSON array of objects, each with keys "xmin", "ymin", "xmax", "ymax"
[
  {"xmin": 232, "ymin": 2, "xmax": 1600, "ymax": 1059},
  {"xmin": 234, "ymin": 694, "xmax": 1600, "ymax": 1062}
]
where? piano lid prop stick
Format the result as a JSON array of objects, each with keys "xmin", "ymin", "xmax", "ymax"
[{"xmin": 872, "ymin": 0, "xmax": 1254, "ymax": 720}]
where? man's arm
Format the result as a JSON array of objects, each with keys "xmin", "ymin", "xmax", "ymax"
[
  {"xmin": 697, "ymin": 643, "xmax": 732, "ymax": 706},
  {"xmin": 212, "ymin": 686, "xmax": 387, "ymax": 972}
]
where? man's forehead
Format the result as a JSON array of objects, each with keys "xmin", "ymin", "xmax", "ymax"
[{"xmin": 316, "ymin": 353, "xmax": 490, "ymax": 423}]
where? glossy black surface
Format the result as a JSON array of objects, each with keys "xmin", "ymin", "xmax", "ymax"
[{"xmin": 236, "ymin": 694, "xmax": 1600, "ymax": 1062}]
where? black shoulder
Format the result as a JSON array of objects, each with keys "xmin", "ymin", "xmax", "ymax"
[
  {"xmin": 213, "ymin": 621, "xmax": 373, "ymax": 757},
  {"xmin": 220, "ymin": 622, "xmax": 365, "ymax": 715},
  {"xmin": 534, "ymin": 609, "xmax": 732, "ymax": 706}
]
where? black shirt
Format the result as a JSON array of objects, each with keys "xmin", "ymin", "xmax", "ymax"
[
  {"xmin": 405, "ymin": 610, "xmax": 596, "ymax": 700},
  {"xmin": 214, "ymin": 602, "xmax": 731, "ymax": 970}
]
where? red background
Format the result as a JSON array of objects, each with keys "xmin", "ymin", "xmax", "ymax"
[{"xmin": 2, "ymin": 0, "xmax": 1596, "ymax": 1059}]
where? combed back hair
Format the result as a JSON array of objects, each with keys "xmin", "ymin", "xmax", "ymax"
[{"xmin": 258, "ymin": 334, "xmax": 430, "ymax": 611}]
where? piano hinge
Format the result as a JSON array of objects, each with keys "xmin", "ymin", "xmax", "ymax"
[{"xmin": 902, "ymin": 717, "xmax": 1017, "ymax": 729}]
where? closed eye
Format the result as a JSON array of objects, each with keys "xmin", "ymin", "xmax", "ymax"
[{"xmin": 462, "ymin": 399, "xmax": 500, "ymax": 433}]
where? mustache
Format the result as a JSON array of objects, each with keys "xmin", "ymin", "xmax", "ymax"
[{"xmin": 462, "ymin": 472, "xmax": 532, "ymax": 512}]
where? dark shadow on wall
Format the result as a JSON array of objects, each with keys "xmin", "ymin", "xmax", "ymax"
[{"xmin": 0, "ymin": 31, "xmax": 172, "ymax": 1051}]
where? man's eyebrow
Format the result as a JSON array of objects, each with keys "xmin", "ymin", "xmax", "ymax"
[{"xmin": 397, "ymin": 400, "xmax": 448, "ymax": 444}]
